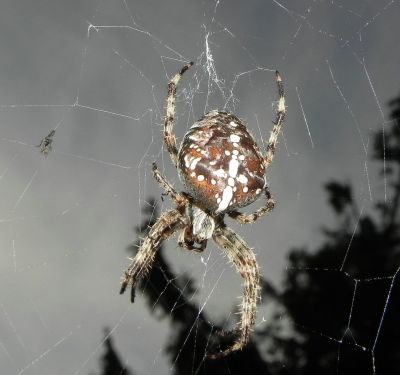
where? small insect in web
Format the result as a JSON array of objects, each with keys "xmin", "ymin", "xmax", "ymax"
[
  {"xmin": 37, "ymin": 129, "xmax": 56, "ymax": 156},
  {"xmin": 120, "ymin": 62, "xmax": 286, "ymax": 358}
]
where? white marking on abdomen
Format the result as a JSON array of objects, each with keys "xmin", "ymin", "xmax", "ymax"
[
  {"xmin": 217, "ymin": 186, "xmax": 233, "ymax": 212},
  {"xmin": 228, "ymin": 158, "xmax": 239, "ymax": 178},
  {"xmin": 189, "ymin": 157, "xmax": 202, "ymax": 170},
  {"xmin": 214, "ymin": 169, "xmax": 227, "ymax": 178},
  {"xmin": 237, "ymin": 174, "xmax": 248, "ymax": 184},
  {"xmin": 184, "ymin": 154, "xmax": 192, "ymax": 168}
]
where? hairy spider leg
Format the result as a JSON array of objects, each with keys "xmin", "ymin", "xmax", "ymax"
[
  {"xmin": 209, "ymin": 226, "xmax": 261, "ymax": 358},
  {"xmin": 152, "ymin": 162, "xmax": 188, "ymax": 207},
  {"xmin": 120, "ymin": 209, "xmax": 184, "ymax": 302},
  {"xmin": 228, "ymin": 186, "xmax": 275, "ymax": 224},
  {"xmin": 164, "ymin": 62, "xmax": 194, "ymax": 167},
  {"xmin": 264, "ymin": 71, "xmax": 286, "ymax": 168}
]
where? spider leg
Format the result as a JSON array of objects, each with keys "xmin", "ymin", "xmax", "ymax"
[
  {"xmin": 264, "ymin": 71, "xmax": 286, "ymax": 168},
  {"xmin": 209, "ymin": 226, "xmax": 261, "ymax": 358},
  {"xmin": 164, "ymin": 62, "xmax": 194, "ymax": 167},
  {"xmin": 228, "ymin": 186, "xmax": 275, "ymax": 224},
  {"xmin": 152, "ymin": 162, "xmax": 188, "ymax": 206},
  {"xmin": 120, "ymin": 209, "xmax": 185, "ymax": 302}
]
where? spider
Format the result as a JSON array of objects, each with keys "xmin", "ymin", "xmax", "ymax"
[{"xmin": 120, "ymin": 62, "xmax": 285, "ymax": 358}]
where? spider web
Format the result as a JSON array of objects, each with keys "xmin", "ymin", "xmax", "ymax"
[{"xmin": 0, "ymin": 0, "xmax": 399, "ymax": 374}]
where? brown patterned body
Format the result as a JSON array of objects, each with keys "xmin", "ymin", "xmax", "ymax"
[{"xmin": 178, "ymin": 111, "xmax": 266, "ymax": 213}]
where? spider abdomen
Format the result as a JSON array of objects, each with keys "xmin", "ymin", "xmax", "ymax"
[{"xmin": 178, "ymin": 111, "xmax": 266, "ymax": 213}]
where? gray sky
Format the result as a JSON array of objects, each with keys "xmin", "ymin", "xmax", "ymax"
[{"xmin": 1, "ymin": 0, "xmax": 399, "ymax": 374}]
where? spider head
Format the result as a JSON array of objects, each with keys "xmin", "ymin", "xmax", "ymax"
[{"xmin": 178, "ymin": 111, "xmax": 265, "ymax": 214}]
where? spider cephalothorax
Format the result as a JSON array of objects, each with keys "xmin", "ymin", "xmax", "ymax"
[{"xmin": 120, "ymin": 62, "xmax": 286, "ymax": 358}]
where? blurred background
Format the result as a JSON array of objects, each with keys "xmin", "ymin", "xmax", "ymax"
[{"xmin": 0, "ymin": 0, "xmax": 399, "ymax": 374}]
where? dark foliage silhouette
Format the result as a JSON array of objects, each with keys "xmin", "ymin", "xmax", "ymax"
[
  {"xmin": 91, "ymin": 328, "xmax": 133, "ymax": 375},
  {"xmin": 262, "ymin": 93, "xmax": 400, "ymax": 374}
]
